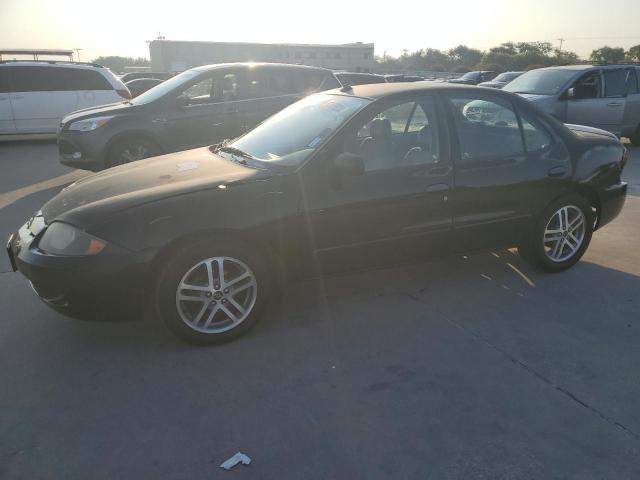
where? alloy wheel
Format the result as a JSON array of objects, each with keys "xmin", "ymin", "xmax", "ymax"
[
  {"xmin": 543, "ymin": 205, "xmax": 586, "ymax": 262},
  {"xmin": 120, "ymin": 144, "xmax": 150, "ymax": 163},
  {"xmin": 175, "ymin": 256, "xmax": 258, "ymax": 333}
]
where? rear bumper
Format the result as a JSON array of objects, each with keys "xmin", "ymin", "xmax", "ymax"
[
  {"xmin": 7, "ymin": 223, "xmax": 155, "ymax": 321},
  {"xmin": 597, "ymin": 181, "xmax": 627, "ymax": 229}
]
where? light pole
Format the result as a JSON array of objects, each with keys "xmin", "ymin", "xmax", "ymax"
[{"xmin": 74, "ymin": 48, "xmax": 83, "ymax": 62}]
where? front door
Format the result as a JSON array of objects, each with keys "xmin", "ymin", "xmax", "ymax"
[
  {"xmin": 162, "ymin": 69, "xmax": 244, "ymax": 150},
  {"xmin": 566, "ymin": 69, "xmax": 627, "ymax": 134},
  {"xmin": 300, "ymin": 94, "xmax": 453, "ymax": 272}
]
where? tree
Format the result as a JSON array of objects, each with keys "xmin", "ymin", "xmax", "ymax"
[
  {"xmin": 91, "ymin": 56, "xmax": 150, "ymax": 73},
  {"xmin": 626, "ymin": 44, "xmax": 640, "ymax": 62},
  {"xmin": 589, "ymin": 46, "xmax": 625, "ymax": 64},
  {"xmin": 447, "ymin": 45, "xmax": 483, "ymax": 68}
]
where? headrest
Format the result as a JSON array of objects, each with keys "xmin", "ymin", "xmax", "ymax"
[{"xmin": 370, "ymin": 118, "xmax": 392, "ymax": 139}]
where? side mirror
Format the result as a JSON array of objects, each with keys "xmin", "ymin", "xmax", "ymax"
[
  {"xmin": 566, "ymin": 87, "xmax": 576, "ymax": 99},
  {"xmin": 176, "ymin": 95, "xmax": 190, "ymax": 109},
  {"xmin": 334, "ymin": 152, "xmax": 364, "ymax": 176}
]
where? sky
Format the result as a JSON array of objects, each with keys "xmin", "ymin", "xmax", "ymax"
[{"xmin": 2, "ymin": 0, "xmax": 640, "ymax": 62}]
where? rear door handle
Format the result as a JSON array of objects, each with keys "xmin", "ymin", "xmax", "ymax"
[
  {"xmin": 547, "ymin": 166, "xmax": 567, "ymax": 178},
  {"xmin": 607, "ymin": 102, "xmax": 623, "ymax": 107}
]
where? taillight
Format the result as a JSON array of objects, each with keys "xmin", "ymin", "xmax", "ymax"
[{"xmin": 116, "ymin": 88, "xmax": 131, "ymax": 100}]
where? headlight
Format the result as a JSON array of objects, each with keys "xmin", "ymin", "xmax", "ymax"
[
  {"xmin": 38, "ymin": 222, "xmax": 107, "ymax": 256},
  {"xmin": 68, "ymin": 116, "xmax": 113, "ymax": 132}
]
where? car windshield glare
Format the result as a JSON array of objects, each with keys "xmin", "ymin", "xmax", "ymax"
[
  {"xmin": 503, "ymin": 69, "xmax": 577, "ymax": 95},
  {"xmin": 130, "ymin": 70, "xmax": 200, "ymax": 104},
  {"xmin": 227, "ymin": 93, "xmax": 371, "ymax": 168},
  {"xmin": 494, "ymin": 72, "xmax": 518, "ymax": 82},
  {"xmin": 460, "ymin": 72, "xmax": 480, "ymax": 80}
]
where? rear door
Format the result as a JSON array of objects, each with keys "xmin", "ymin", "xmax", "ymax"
[
  {"xmin": 0, "ymin": 67, "xmax": 15, "ymax": 134},
  {"xmin": 622, "ymin": 67, "xmax": 640, "ymax": 136},
  {"xmin": 9, "ymin": 66, "xmax": 79, "ymax": 133},
  {"xmin": 446, "ymin": 93, "xmax": 571, "ymax": 250}
]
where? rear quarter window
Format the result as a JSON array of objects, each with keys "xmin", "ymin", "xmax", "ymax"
[{"xmin": 10, "ymin": 66, "xmax": 112, "ymax": 92}]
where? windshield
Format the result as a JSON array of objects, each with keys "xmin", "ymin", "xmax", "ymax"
[
  {"xmin": 504, "ymin": 69, "xmax": 577, "ymax": 95},
  {"xmin": 494, "ymin": 72, "xmax": 520, "ymax": 83},
  {"xmin": 227, "ymin": 93, "xmax": 371, "ymax": 168},
  {"xmin": 130, "ymin": 70, "xmax": 200, "ymax": 104}
]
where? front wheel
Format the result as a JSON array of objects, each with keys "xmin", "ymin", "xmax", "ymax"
[
  {"xmin": 518, "ymin": 194, "xmax": 594, "ymax": 272},
  {"xmin": 108, "ymin": 137, "xmax": 159, "ymax": 168},
  {"xmin": 155, "ymin": 239, "xmax": 269, "ymax": 345}
]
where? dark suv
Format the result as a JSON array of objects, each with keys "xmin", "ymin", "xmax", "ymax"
[{"xmin": 58, "ymin": 63, "xmax": 341, "ymax": 170}]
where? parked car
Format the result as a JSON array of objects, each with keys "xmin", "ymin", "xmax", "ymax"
[
  {"xmin": 504, "ymin": 64, "xmax": 640, "ymax": 144},
  {"xmin": 125, "ymin": 78, "xmax": 164, "ymax": 97},
  {"xmin": 0, "ymin": 61, "xmax": 130, "ymax": 136},
  {"xmin": 8, "ymin": 82, "xmax": 628, "ymax": 345},
  {"xmin": 119, "ymin": 72, "xmax": 172, "ymax": 83},
  {"xmin": 385, "ymin": 74, "xmax": 425, "ymax": 83},
  {"xmin": 335, "ymin": 72, "xmax": 387, "ymax": 86},
  {"xmin": 448, "ymin": 71, "xmax": 498, "ymax": 85},
  {"xmin": 57, "ymin": 63, "xmax": 341, "ymax": 171},
  {"xmin": 478, "ymin": 71, "xmax": 523, "ymax": 89}
]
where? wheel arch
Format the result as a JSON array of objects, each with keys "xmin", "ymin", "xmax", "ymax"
[{"xmin": 574, "ymin": 185, "xmax": 601, "ymax": 229}]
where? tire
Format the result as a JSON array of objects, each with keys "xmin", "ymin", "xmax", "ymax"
[
  {"xmin": 107, "ymin": 137, "xmax": 159, "ymax": 167},
  {"xmin": 629, "ymin": 127, "xmax": 640, "ymax": 147},
  {"xmin": 154, "ymin": 238, "xmax": 270, "ymax": 345},
  {"xmin": 518, "ymin": 194, "xmax": 594, "ymax": 272}
]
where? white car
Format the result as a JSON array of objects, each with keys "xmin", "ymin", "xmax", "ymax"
[{"xmin": 0, "ymin": 61, "xmax": 130, "ymax": 136}]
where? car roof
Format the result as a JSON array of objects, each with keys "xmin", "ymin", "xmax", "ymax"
[
  {"xmin": 191, "ymin": 62, "xmax": 334, "ymax": 74},
  {"xmin": 330, "ymin": 81, "xmax": 491, "ymax": 99},
  {"xmin": 533, "ymin": 64, "xmax": 640, "ymax": 72},
  {"xmin": 0, "ymin": 60, "xmax": 105, "ymax": 70}
]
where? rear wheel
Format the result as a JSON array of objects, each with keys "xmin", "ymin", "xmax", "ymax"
[
  {"xmin": 518, "ymin": 194, "xmax": 593, "ymax": 272},
  {"xmin": 108, "ymin": 137, "xmax": 159, "ymax": 167},
  {"xmin": 155, "ymin": 239, "xmax": 269, "ymax": 345}
]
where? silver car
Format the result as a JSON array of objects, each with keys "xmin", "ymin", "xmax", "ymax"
[{"xmin": 504, "ymin": 64, "xmax": 640, "ymax": 144}]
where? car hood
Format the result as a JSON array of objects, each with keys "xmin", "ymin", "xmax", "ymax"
[
  {"xmin": 565, "ymin": 123, "xmax": 619, "ymax": 141},
  {"xmin": 478, "ymin": 82, "xmax": 504, "ymax": 88},
  {"xmin": 516, "ymin": 93, "xmax": 550, "ymax": 102},
  {"xmin": 448, "ymin": 78, "xmax": 474, "ymax": 85},
  {"xmin": 61, "ymin": 102, "xmax": 133, "ymax": 124},
  {"xmin": 42, "ymin": 147, "xmax": 270, "ymax": 225}
]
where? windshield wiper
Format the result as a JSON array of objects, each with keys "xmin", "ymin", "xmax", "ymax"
[{"xmin": 212, "ymin": 144, "xmax": 255, "ymax": 162}]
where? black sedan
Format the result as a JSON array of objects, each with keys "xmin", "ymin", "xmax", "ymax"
[{"xmin": 7, "ymin": 83, "xmax": 628, "ymax": 345}]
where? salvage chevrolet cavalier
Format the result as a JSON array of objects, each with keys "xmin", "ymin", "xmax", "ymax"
[{"xmin": 7, "ymin": 82, "xmax": 628, "ymax": 345}]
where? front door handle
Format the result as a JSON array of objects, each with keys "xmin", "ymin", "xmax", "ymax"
[
  {"xmin": 547, "ymin": 166, "xmax": 567, "ymax": 178},
  {"xmin": 607, "ymin": 102, "xmax": 623, "ymax": 107}
]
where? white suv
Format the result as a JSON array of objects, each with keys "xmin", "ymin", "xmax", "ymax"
[{"xmin": 0, "ymin": 61, "xmax": 130, "ymax": 136}]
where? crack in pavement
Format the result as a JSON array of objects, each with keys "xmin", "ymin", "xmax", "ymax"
[{"xmin": 407, "ymin": 293, "xmax": 640, "ymax": 442}]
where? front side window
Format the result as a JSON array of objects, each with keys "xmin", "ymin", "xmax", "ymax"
[
  {"xmin": 181, "ymin": 77, "xmax": 213, "ymax": 104},
  {"xmin": 571, "ymin": 71, "xmax": 602, "ymax": 99},
  {"xmin": 603, "ymin": 69, "xmax": 628, "ymax": 97},
  {"xmin": 228, "ymin": 93, "xmax": 371, "ymax": 167},
  {"xmin": 448, "ymin": 95, "xmax": 524, "ymax": 162},
  {"xmin": 352, "ymin": 97, "xmax": 440, "ymax": 172}
]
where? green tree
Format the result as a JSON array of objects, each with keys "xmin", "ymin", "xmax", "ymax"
[
  {"xmin": 589, "ymin": 46, "xmax": 625, "ymax": 64},
  {"xmin": 447, "ymin": 45, "xmax": 483, "ymax": 68},
  {"xmin": 626, "ymin": 44, "xmax": 640, "ymax": 62},
  {"xmin": 91, "ymin": 56, "xmax": 150, "ymax": 73}
]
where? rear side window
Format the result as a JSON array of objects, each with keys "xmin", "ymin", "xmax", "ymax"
[
  {"xmin": 629, "ymin": 69, "xmax": 639, "ymax": 95},
  {"xmin": 243, "ymin": 68, "xmax": 294, "ymax": 99},
  {"xmin": 448, "ymin": 95, "xmax": 524, "ymax": 162},
  {"xmin": 0, "ymin": 68, "xmax": 10, "ymax": 93},
  {"xmin": 603, "ymin": 69, "xmax": 628, "ymax": 97},
  {"xmin": 292, "ymin": 70, "xmax": 335, "ymax": 94},
  {"xmin": 10, "ymin": 66, "xmax": 112, "ymax": 92}
]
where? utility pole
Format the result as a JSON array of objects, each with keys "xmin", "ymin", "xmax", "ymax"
[
  {"xmin": 557, "ymin": 38, "xmax": 565, "ymax": 56},
  {"xmin": 74, "ymin": 48, "xmax": 83, "ymax": 62}
]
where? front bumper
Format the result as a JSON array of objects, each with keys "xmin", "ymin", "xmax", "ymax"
[
  {"xmin": 7, "ymin": 220, "xmax": 155, "ymax": 321},
  {"xmin": 58, "ymin": 129, "xmax": 108, "ymax": 172},
  {"xmin": 597, "ymin": 181, "xmax": 627, "ymax": 229}
]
